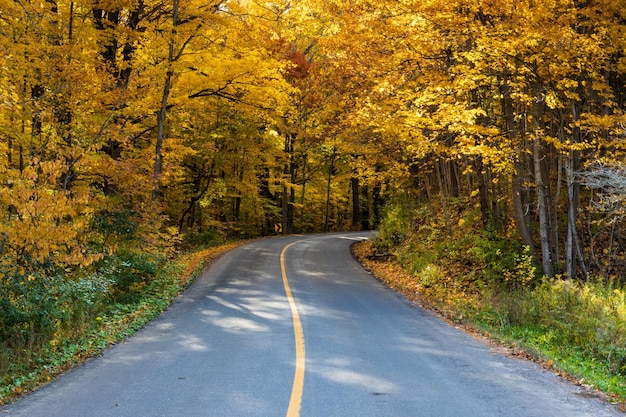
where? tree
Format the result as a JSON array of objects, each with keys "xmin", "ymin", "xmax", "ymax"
[{"xmin": 306, "ymin": 0, "xmax": 626, "ymax": 278}]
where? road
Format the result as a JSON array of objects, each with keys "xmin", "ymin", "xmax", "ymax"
[{"xmin": 2, "ymin": 232, "xmax": 621, "ymax": 417}]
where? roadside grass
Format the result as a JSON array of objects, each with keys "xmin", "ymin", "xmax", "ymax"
[
  {"xmin": 354, "ymin": 239, "xmax": 626, "ymax": 407},
  {"xmin": 354, "ymin": 202, "xmax": 626, "ymax": 409},
  {"xmin": 0, "ymin": 242, "xmax": 243, "ymax": 405}
]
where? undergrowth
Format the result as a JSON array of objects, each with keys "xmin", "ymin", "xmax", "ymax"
[
  {"xmin": 365, "ymin": 198, "xmax": 626, "ymax": 405},
  {"xmin": 0, "ymin": 241, "xmax": 242, "ymax": 405}
]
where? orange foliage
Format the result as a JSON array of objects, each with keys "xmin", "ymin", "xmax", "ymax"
[{"xmin": 285, "ymin": 50, "xmax": 311, "ymax": 81}]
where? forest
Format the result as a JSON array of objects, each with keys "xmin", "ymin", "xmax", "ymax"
[{"xmin": 1, "ymin": 0, "xmax": 626, "ymax": 403}]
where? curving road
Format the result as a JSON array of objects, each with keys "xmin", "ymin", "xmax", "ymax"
[{"xmin": 2, "ymin": 232, "xmax": 621, "ymax": 417}]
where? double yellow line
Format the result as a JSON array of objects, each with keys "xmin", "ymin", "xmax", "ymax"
[{"xmin": 280, "ymin": 240, "xmax": 306, "ymax": 417}]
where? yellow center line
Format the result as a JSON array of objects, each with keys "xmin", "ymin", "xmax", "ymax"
[{"xmin": 281, "ymin": 240, "xmax": 306, "ymax": 417}]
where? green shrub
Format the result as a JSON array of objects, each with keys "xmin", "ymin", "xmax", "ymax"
[
  {"xmin": 0, "ymin": 271, "xmax": 65, "ymax": 350},
  {"xmin": 55, "ymin": 274, "xmax": 115, "ymax": 338},
  {"xmin": 374, "ymin": 202, "xmax": 418, "ymax": 254},
  {"xmin": 96, "ymin": 250, "xmax": 161, "ymax": 303},
  {"xmin": 90, "ymin": 209, "xmax": 138, "ymax": 250},
  {"xmin": 182, "ymin": 227, "xmax": 224, "ymax": 248}
]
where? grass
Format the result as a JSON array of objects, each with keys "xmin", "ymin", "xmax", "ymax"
[{"xmin": 353, "ymin": 239, "xmax": 626, "ymax": 408}]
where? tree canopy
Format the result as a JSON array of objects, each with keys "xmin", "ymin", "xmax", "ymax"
[{"xmin": 0, "ymin": 0, "xmax": 625, "ymax": 280}]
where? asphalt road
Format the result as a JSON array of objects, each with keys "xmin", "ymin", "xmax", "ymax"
[{"xmin": 2, "ymin": 232, "xmax": 622, "ymax": 417}]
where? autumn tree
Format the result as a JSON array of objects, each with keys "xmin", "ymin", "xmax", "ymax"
[{"xmin": 308, "ymin": 0, "xmax": 626, "ymax": 278}]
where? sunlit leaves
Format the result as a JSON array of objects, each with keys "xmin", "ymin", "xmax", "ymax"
[
  {"xmin": 0, "ymin": 160, "xmax": 100, "ymax": 269},
  {"xmin": 0, "ymin": 0, "xmax": 624, "ymax": 272}
]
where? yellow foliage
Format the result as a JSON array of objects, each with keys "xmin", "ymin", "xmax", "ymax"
[{"xmin": 0, "ymin": 161, "xmax": 99, "ymax": 269}]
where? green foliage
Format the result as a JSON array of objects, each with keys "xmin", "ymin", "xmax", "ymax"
[
  {"xmin": 90, "ymin": 210, "xmax": 138, "ymax": 250},
  {"xmin": 374, "ymin": 200, "xmax": 427, "ymax": 255},
  {"xmin": 508, "ymin": 279, "xmax": 626, "ymax": 379},
  {"xmin": 55, "ymin": 274, "xmax": 115, "ymax": 338},
  {"xmin": 182, "ymin": 228, "xmax": 224, "ymax": 249},
  {"xmin": 375, "ymin": 198, "xmax": 528, "ymax": 287},
  {"xmin": 0, "ymin": 271, "xmax": 65, "ymax": 349},
  {"xmin": 500, "ymin": 324, "xmax": 626, "ymax": 396},
  {"xmin": 94, "ymin": 250, "xmax": 162, "ymax": 303},
  {"xmin": 0, "ymin": 248, "xmax": 168, "ymax": 402},
  {"xmin": 469, "ymin": 240, "xmax": 539, "ymax": 290}
]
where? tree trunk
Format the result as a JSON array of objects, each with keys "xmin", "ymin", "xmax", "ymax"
[
  {"xmin": 475, "ymin": 158, "xmax": 491, "ymax": 227},
  {"xmin": 512, "ymin": 162, "xmax": 536, "ymax": 255},
  {"xmin": 233, "ymin": 162, "xmax": 244, "ymax": 221},
  {"xmin": 153, "ymin": 72, "xmax": 171, "ymax": 200},
  {"xmin": 501, "ymin": 79, "xmax": 537, "ymax": 257},
  {"xmin": 179, "ymin": 175, "xmax": 212, "ymax": 233},
  {"xmin": 299, "ymin": 156, "xmax": 307, "ymax": 232},
  {"xmin": 565, "ymin": 154, "xmax": 576, "ymax": 278},
  {"xmin": 423, "ymin": 174, "xmax": 437, "ymax": 219},
  {"xmin": 447, "ymin": 160, "xmax": 460, "ymax": 198},
  {"xmin": 153, "ymin": 0, "xmax": 178, "ymax": 200},
  {"xmin": 31, "ymin": 84, "xmax": 45, "ymax": 159},
  {"xmin": 7, "ymin": 135, "xmax": 12, "ymax": 169},
  {"xmin": 351, "ymin": 176, "xmax": 361, "ymax": 230},
  {"xmin": 540, "ymin": 144, "xmax": 559, "ymax": 272},
  {"xmin": 566, "ymin": 98, "xmax": 584, "ymax": 279},
  {"xmin": 282, "ymin": 133, "xmax": 295, "ymax": 235},
  {"xmin": 531, "ymin": 82, "xmax": 553, "ymax": 277},
  {"xmin": 435, "ymin": 160, "xmax": 452, "ymax": 237},
  {"xmin": 372, "ymin": 182, "xmax": 382, "ymax": 228},
  {"xmin": 534, "ymin": 139, "xmax": 552, "ymax": 277},
  {"xmin": 324, "ymin": 150, "xmax": 336, "ymax": 233}
]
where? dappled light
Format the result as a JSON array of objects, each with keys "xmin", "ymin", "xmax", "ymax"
[
  {"xmin": 1, "ymin": 0, "xmax": 626, "ymax": 409},
  {"xmin": 310, "ymin": 357, "xmax": 397, "ymax": 393}
]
